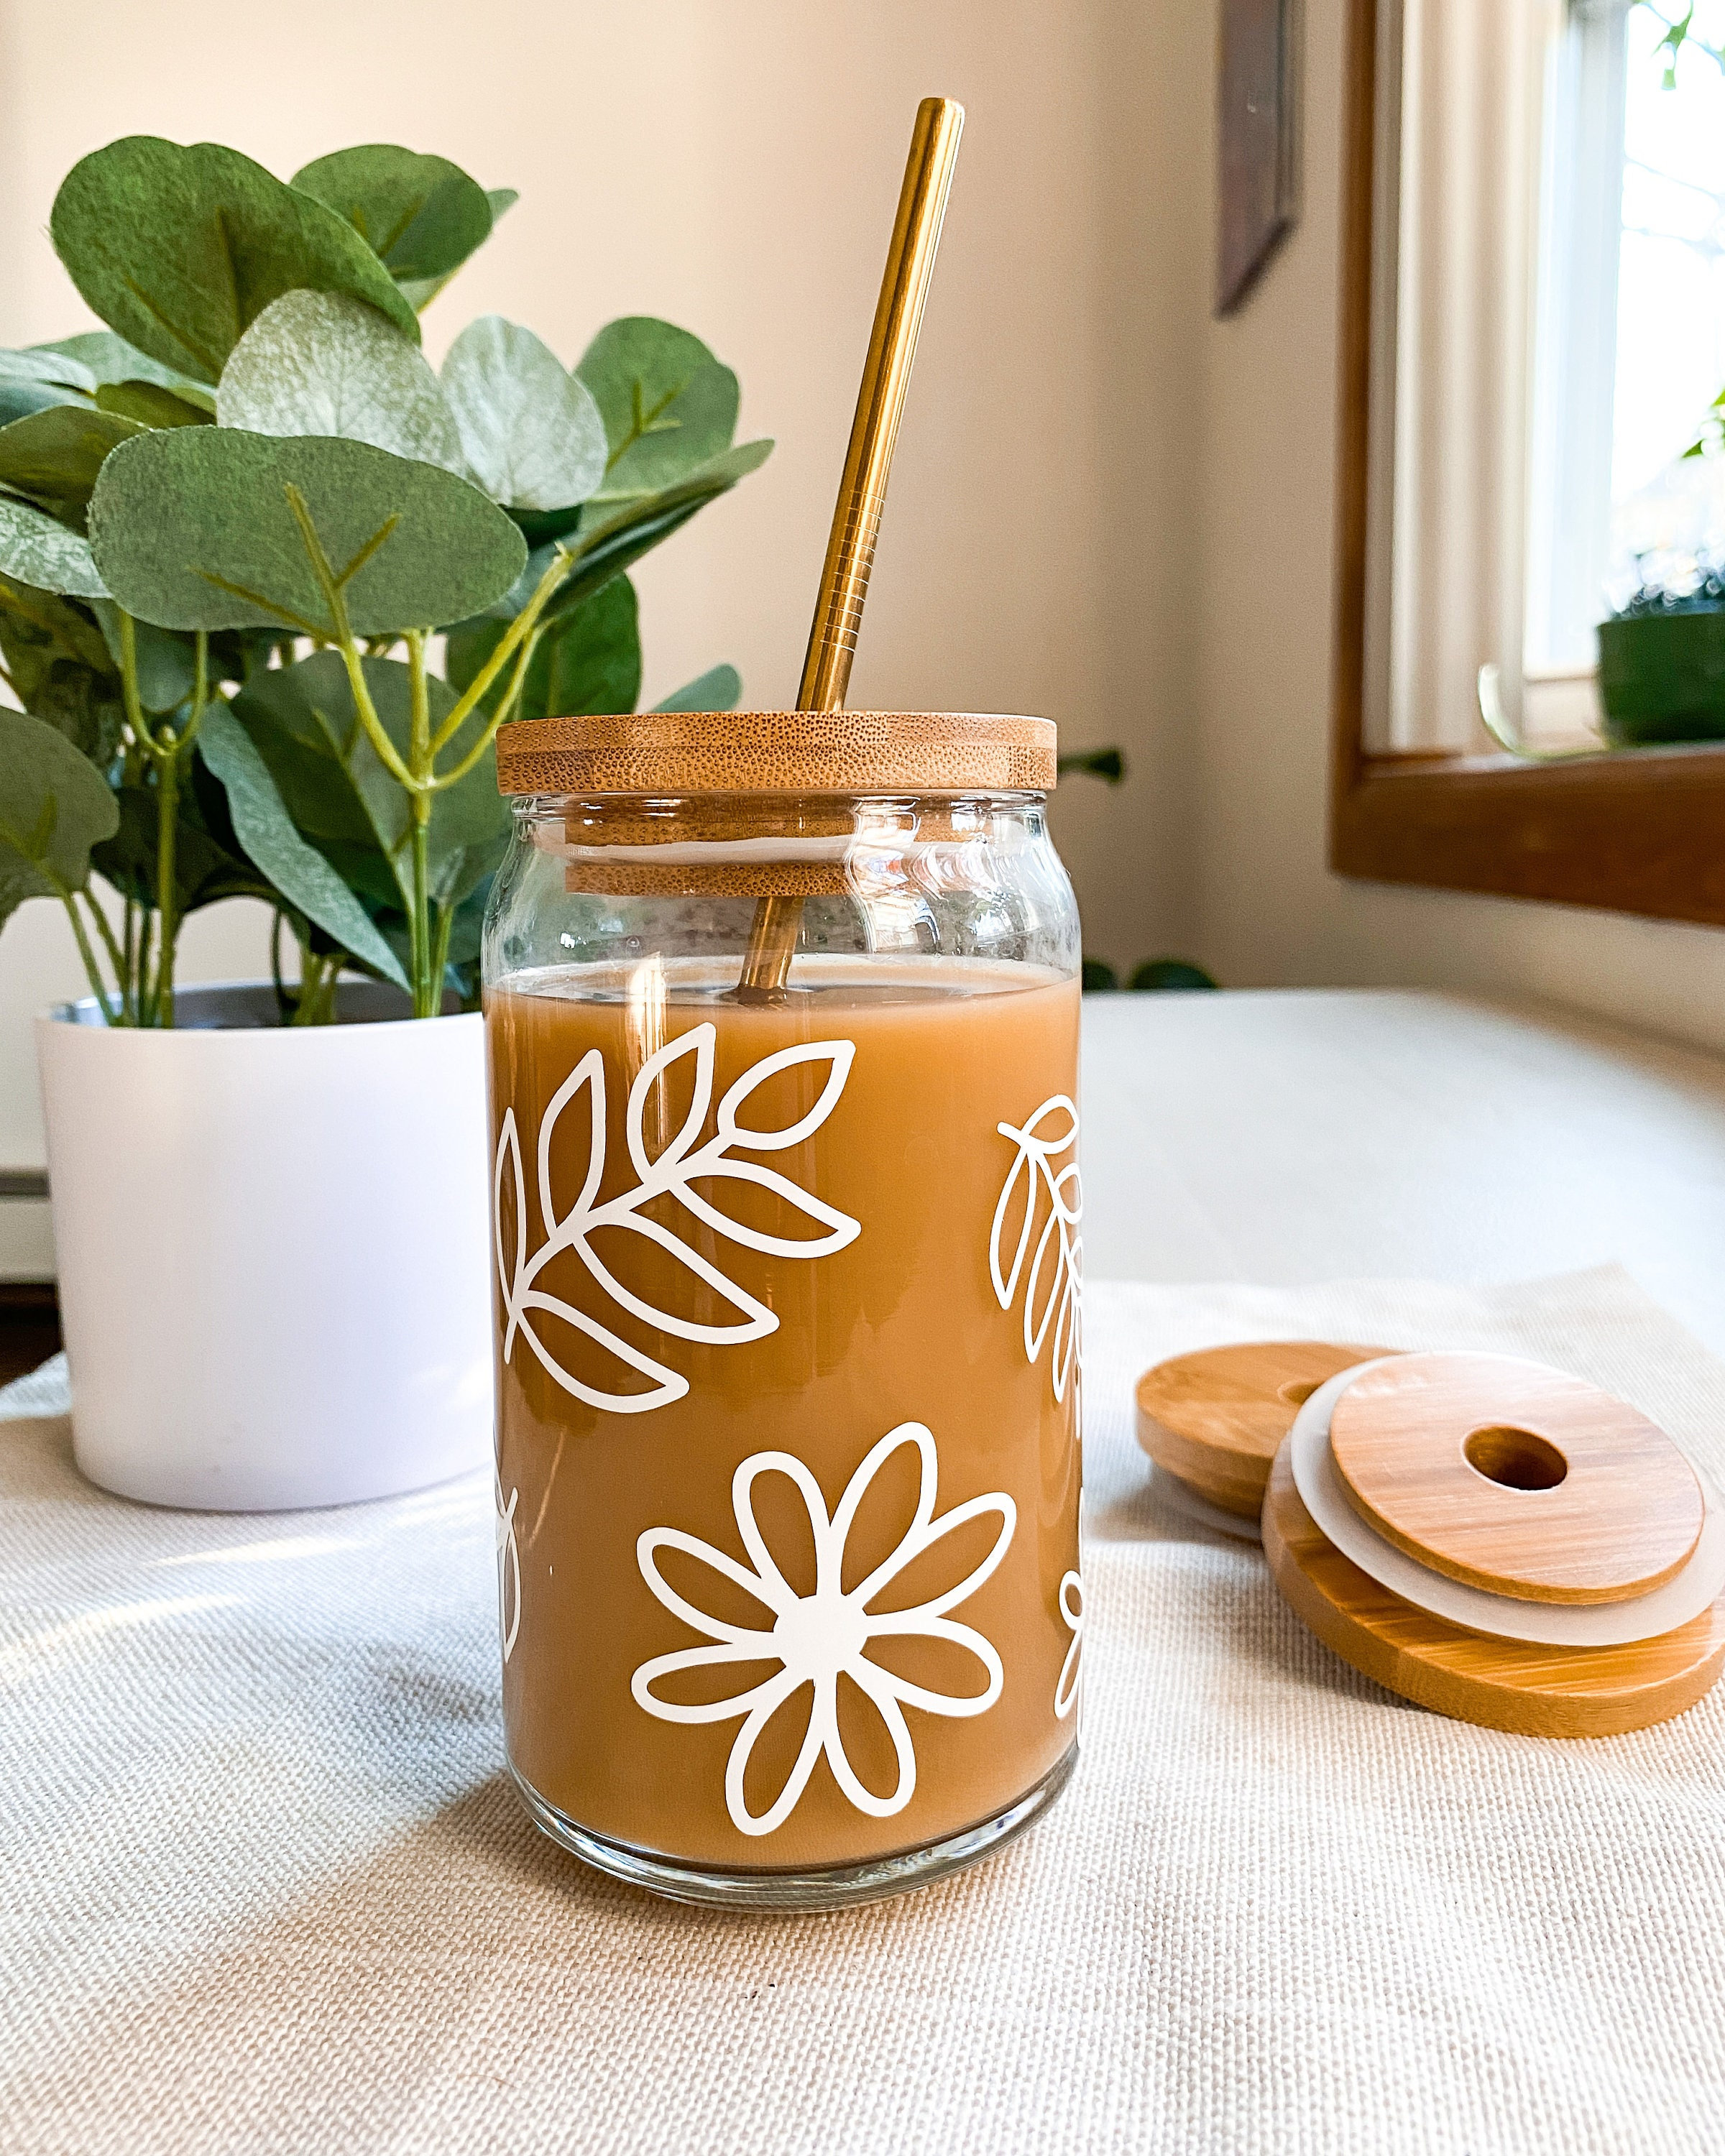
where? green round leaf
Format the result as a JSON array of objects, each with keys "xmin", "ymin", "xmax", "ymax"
[
  {"xmin": 290, "ymin": 146, "xmax": 494, "ymax": 284},
  {"xmin": 95, "ymin": 381, "xmax": 213, "ymax": 428},
  {"xmin": 0, "ymin": 578, "xmax": 110, "ymax": 673},
  {"xmin": 441, "ymin": 317, "xmax": 607, "ymax": 512},
  {"xmin": 395, "ymin": 188, "xmax": 519, "ymax": 315},
  {"xmin": 88, "ymin": 427, "xmax": 526, "ymax": 635},
  {"xmin": 0, "ymin": 579, "xmax": 122, "ymax": 765},
  {"xmin": 651, "ymin": 663, "xmax": 742, "ymax": 714},
  {"xmin": 532, "ymin": 439, "xmax": 774, "ymax": 629},
  {"xmin": 577, "ymin": 318, "xmax": 740, "ymax": 498},
  {"xmin": 0, "ymin": 497, "xmax": 106, "ymax": 597},
  {"xmin": 0, "ymin": 406, "xmax": 144, "ymax": 525},
  {"xmin": 94, "ymin": 772, "xmax": 259, "ymax": 917},
  {"xmin": 234, "ymin": 650, "xmax": 507, "ymax": 911},
  {"xmin": 0, "ymin": 705, "xmax": 120, "ymax": 916},
  {"xmin": 50, "ymin": 137, "xmax": 422, "ymax": 386},
  {"xmin": 0, "ymin": 380, "xmax": 83, "ymax": 429},
  {"xmin": 448, "ymin": 573, "xmax": 641, "ymax": 723},
  {"xmin": 196, "ymin": 700, "xmax": 408, "ymax": 987},
  {"xmin": 0, "ymin": 348, "xmax": 95, "ymax": 396},
  {"xmin": 33, "ymin": 331, "xmax": 203, "ymax": 395},
  {"xmin": 216, "ymin": 291, "xmax": 464, "ymax": 471}
]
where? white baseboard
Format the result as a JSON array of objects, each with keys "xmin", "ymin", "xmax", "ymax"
[{"xmin": 0, "ymin": 1198, "xmax": 55, "ymax": 1281}]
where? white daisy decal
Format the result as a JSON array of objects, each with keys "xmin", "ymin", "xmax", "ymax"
[{"xmin": 631, "ymin": 1422, "xmax": 1016, "ymax": 1837}]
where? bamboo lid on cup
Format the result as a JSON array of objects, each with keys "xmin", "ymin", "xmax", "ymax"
[
  {"xmin": 495, "ymin": 709, "xmax": 1059, "ymax": 898},
  {"xmin": 494, "ymin": 709, "xmax": 1059, "ymax": 798}
]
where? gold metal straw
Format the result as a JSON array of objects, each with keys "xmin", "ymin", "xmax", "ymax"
[{"xmin": 736, "ymin": 94, "xmax": 965, "ymax": 998}]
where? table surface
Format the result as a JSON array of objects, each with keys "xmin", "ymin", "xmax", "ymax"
[
  {"xmin": 13, "ymin": 987, "xmax": 1725, "ymax": 2155},
  {"xmin": 1080, "ymin": 987, "xmax": 1725, "ymax": 1359}
]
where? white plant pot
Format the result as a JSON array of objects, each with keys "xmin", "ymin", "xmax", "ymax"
[{"xmin": 35, "ymin": 982, "xmax": 493, "ymax": 1511}]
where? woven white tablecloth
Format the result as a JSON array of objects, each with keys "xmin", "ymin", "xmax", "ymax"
[{"xmin": 4, "ymin": 1265, "xmax": 1724, "ymax": 2155}]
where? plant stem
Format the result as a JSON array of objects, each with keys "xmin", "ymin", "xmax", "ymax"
[
  {"xmin": 151, "ymin": 747, "xmax": 179, "ymax": 1027},
  {"xmin": 116, "ymin": 609, "xmax": 155, "ymax": 758},
  {"xmin": 428, "ymin": 548, "xmax": 571, "ymax": 755},
  {"xmin": 146, "ymin": 634, "xmax": 212, "ymax": 1029},
  {"xmin": 431, "ymin": 898, "xmax": 455, "ymax": 1000},
  {"xmin": 431, "ymin": 624, "xmax": 543, "ymax": 791},
  {"xmin": 290, "ymin": 949, "xmax": 331, "ymax": 1026},
  {"xmin": 86, "ymin": 892, "xmax": 129, "ymax": 1010},
  {"xmin": 270, "ymin": 908, "xmax": 294, "ymax": 1023},
  {"xmin": 134, "ymin": 906, "xmax": 156, "ymax": 1026},
  {"xmin": 60, "ymin": 893, "xmax": 116, "ymax": 1021},
  {"xmin": 404, "ymin": 630, "xmax": 438, "ymax": 1016},
  {"xmin": 408, "ymin": 802, "xmax": 433, "ymax": 1015},
  {"xmin": 282, "ymin": 488, "xmax": 416, "ymax": 789}
]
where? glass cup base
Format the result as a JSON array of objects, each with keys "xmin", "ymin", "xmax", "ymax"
[{"xmin": 510, "ymin": 1741, "xmax": 1080, "ymax": 1912}]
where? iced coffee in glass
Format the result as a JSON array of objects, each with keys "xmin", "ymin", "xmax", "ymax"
[{"xmin": 483, "ymin": 709, "xmax": 1082, "ymax": 1907}]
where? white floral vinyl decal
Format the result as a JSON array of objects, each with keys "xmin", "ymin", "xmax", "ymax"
[
  {"xmin": 495, "ymin": 1478, "xmax": 521, "ymax": 1664},
  {"xmin": 990, "ymin": 1093, "xmax": 1082, "ymax": 1402},
  {"xmin": 631, "ymin": 1422, "xmax": 1016, "ymax": 1837},
  {"xmin": 1055, "ymin": 1568, "xmax": 1083, "ymax": 1720},
  {"xmin": 494, "ymin": 1024, "xmax": 859, "ymax": 1416}
]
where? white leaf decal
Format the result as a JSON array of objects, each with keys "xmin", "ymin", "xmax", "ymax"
[
  {"xmin": 990, "ymin": 1094, "xmax": 1082, "ymax": 1403},
  {"xmin": 716, "ymin": 1041, "xmax": 856, "ymax": 1151},
  {"xmin": 1055, "ymin": 1568, "xmax": 1083, "ymax": 1720},
  {"xmin": 495, "ymin": 1478, "xmax": 521, "ymax": 1663},
  {"xmin": 494, "ymin": 1024, "xmax": 859, "ymax": 1414},
  {"xmin": 625, "ymin": 1027, "xmax": 714, "ymax": 1181}
]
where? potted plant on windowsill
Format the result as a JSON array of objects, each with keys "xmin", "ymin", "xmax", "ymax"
[
  {"xmin": 1596, "ymin": 572, "xmax": 1725, "ymax": 746},
  {"xmin": 0, "ymin": 136, "xmax": 770, "ymax": 1509}
]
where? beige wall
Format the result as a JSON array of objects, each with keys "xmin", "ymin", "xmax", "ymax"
[
  {"xmin": 1196, "ymin": 0, "xmax": 1725, "ymax": 1056},
  {"xmin": 7, "ymin": 0, "xmax": 1725, "ymax": 1204},
  {"xmin": 0, "ymin": 0, "xmax": 1210, "ymax": 1181}
]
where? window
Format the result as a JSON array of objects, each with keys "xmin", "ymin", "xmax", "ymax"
[
  {"xmin": 1333, "ymin": 0, "xmax": 1725, "ymax": 928},
  {"xmin": 1527, "ymin": 1, "xmax": 1725, "ymax": 737}
]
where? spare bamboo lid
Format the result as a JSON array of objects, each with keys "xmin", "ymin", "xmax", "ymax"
[
  {"xmin": 1136, "ymin": 1341, "xmax": 1402, "ymax": 1520},
  {"xmin": 494, "ymin": 709, "xmax": 1057, "ymax": 798},
  {"xmin": 1328, "ymin": 1354, "xmax": 1704, "ymax": 1604},
  {"xmin": 1261, "ymin": 1351, "xmax": 1725, "ymax": 1738}
]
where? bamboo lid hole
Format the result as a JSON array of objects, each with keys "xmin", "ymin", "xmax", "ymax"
[{"xmin": 1460, "ymin": 1424, "xmax": 1570, "ymax": 1492}]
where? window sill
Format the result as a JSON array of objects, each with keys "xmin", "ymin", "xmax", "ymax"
[{"xmin": 1330, "ymin": 745, "xmax": 1725, "ymax": 926}]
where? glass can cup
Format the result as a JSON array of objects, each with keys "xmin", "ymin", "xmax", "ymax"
[{"xmin": 482, "ymin": 710, "xmax": 1085, "ymax": 1909}]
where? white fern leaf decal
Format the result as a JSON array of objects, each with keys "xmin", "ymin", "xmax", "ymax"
[
  {"xmin": 989, "ymin": 1093, "xmax": 1082, "ymax": 1403},
  {"xmin": 494, "ymin": 1024, "xmax": 860, "ymax": 1415}
]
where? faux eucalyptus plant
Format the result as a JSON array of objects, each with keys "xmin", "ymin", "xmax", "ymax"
[{"xmin": 0, "ymin": 137, "xmax": 770, "ymax": 1023}]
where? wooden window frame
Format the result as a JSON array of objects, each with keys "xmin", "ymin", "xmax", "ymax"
[{"xmin": 1330, "ymin": 0, "xmax": 1725, "ymax": 928}]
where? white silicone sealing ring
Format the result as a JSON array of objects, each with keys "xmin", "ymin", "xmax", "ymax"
[{"xmin": 1287, "ymin": 1360, "xmax": 1725, "ymax": 1647}]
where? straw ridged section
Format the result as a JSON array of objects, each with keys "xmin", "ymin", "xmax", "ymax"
[{"xmin": 496, "ymin": 710, "xmax": 1057, "ymax": 798}]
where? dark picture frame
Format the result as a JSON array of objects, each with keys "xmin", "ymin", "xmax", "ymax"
[{"xmin": 1216, "ymin": 0, "xmax": 1301, "ymax": 316}]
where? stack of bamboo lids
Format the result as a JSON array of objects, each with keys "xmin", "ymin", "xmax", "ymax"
[
  {"xmin": 1263, "ymin": 1351, "xmax": 1725, "ymax": 1736},
  {"xmin": 1136, "ymin": 1340, "xmax": 1725, "ymax": 1735},
  {"xmin": 1136, "ymin": 1342, "xmax": 1399, "ymax": 1542}
]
